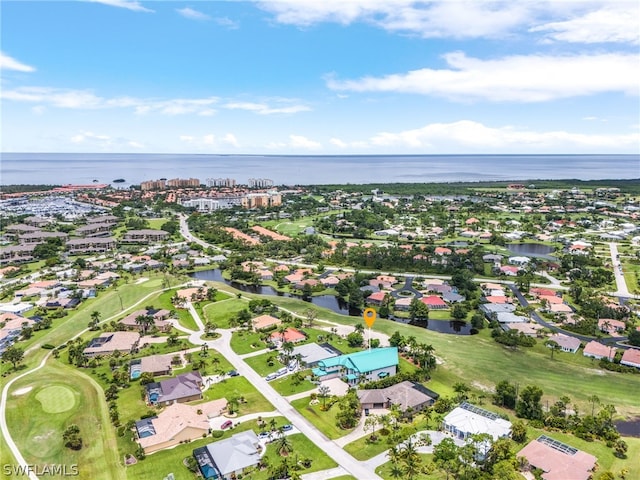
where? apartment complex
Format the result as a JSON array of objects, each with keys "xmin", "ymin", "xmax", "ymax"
[
  {"xmin": 206, "ymin": 177, "xmax": 236, "ymax": 188},
  {"xmin": 248, "ymin": 178, "xmax": 273, "ymax": 188},
  {"xmin": 241, "ymin": 191, "xmax": 282, "ymax": 209},
  {"xmin": 140, "ymin": 178, "xmax": 201, "ymax": 191}
]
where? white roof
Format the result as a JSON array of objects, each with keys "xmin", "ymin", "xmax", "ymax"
[
  {"xmin": 444, "ymin": 404, "xmax": 511, "ymax": 440},
  {"xmin": 207, "ymin": 430, "xmax": 260, "ymax": 475}
]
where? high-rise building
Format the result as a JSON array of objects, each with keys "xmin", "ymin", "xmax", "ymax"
[
  {"xmin": 140, "ymin": 179, "xmax": 167, "ymax": 191},
  {"xmin": 206, "ymin": 178, "xmax": 237, "ymax": 188},
  {"xmin": 247, "ymin": 178, "xmax": 274, "ymax": 188},
  {"xmin": 166, "ymin": 178, "xmax": 201, "ymax": 188}
]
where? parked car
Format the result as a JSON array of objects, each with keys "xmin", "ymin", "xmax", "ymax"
[
  {"xmin": 265, "ymin": 373, "xmax": 277, "ymax": 381},
  {"xmin": 277, "ymin": 367, "xmax": 288, "ymax": 376},
  {"xmin": 220, "ymin": 420, "xmax": 233, "ymax": 430},
  {"xmin": 228, "ymin": 370, "xmax": 239, "ymax": 377},
  {"xmin": 281, "ymin": 424, "xmax": 293, "ymax": 432},
  {"xmin": 258, "ymin": 432, "xmax": 270, "ymax": 440}
]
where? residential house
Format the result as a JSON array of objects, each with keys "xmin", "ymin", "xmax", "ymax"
[
  {"xmin": 83, "ymin": 331, "xmax": 140, "ymax": 357},
  {"xmin": 479, "ymin": 303, "xmax": 516, "ymax": 320},
  {"xmin": 251, "ymin": 314, "xmax": 281, "ymax": 332},
  {"xmin": 598, "ymin": 318, "xmax": 626, "ymax": 335},
  {"xmin": 365, "ymin": 291, "xmax": 387, "ymax": 306},
  {"xmin": 119, "ymin": 308, "xmax": 172, "ymax": 332},
  {"xmin": 312, "ymin": 347, "xmax": 399, "ymax": 385},
  {"xmin": 517, "ymin": 435, "xmax": 596, "ymax": 480},
  {"xmin": 357, "ymin": 381, "xmax": 438, "ymax": 414},
  {"xmin": 290, "ymin": 343, "xmax": 341, "ymax": 368},
  {"xmin": 442, "ymin": 402, "xmax": 511, "ymax": 441},
  {"xmin": 136, "ymin": 399, "xmax": 227, "ymax": 454},
  {"xmin": 548, "ymin": 333, "xmax": 581, "ymax": 353},
  {"xmin": 269, "ymin": 327, "xmax": 306, "ymax": 346},
  {"xmin": 420, "ymin": 295, "xmax": 447, "ymax": 310},
  {"xmin": 146, "ymin": 372, "xmax": 203, "ymax": 406},
  {"xmin": 582, "ymin": 341, "xmax": 616, "ymax": 361},
  {"xmin": 193, "ymin": 430, "xmax": 261, "ymax": 480},
  {"xmin": 620, "ymin": 348, "xmax": 640, "ymax": 369},
  {"xmin": 130, "ymin": 354, "xmax": 174, "ymax": 379}
]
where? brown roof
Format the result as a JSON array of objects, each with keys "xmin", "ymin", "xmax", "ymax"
[
  {"xmin": 517, "ymin": 436, "xmax": 596, "ymax": 480},
  {"xmin": 138, "ymin": 399, "xmax": 227, "ymax": 451},
  {"xmin": 252, "ymin": 314, "xmax": 281, "ymax": 330}
]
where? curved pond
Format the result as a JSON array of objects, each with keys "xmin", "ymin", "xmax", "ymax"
[
  {"xmin": 507, "ymin": 243, "xmax": 556, "ymax": 259},
  {"xmin": 190, "ymin": 269, "xmax": 472, "ymax": 335}
]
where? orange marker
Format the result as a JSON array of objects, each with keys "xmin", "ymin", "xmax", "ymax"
[{"xmin": 363, "ymin": 308, "xmax": 377, "ymax": 328}]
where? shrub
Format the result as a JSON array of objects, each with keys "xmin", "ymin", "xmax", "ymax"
[
  {"xmin": 41, "ymin": 344, "xmax": 55, "ymax": 350},
  {"xmin": 211, "ymin": 430, "xmax": 224, "ymax": 438}
]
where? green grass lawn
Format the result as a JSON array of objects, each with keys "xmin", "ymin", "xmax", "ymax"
[
  {"xmin": 344, "ymin": 414, "xmax": 433, "ymax": 460},
  {"xmin": 269, "ymin": 369, "xmax": 316, "ymax": 397},
  {"xmin": 5, "ymin": 360, "xmax": 126, "ymax": 480},
  {"xmin": 244, "ymin": 351, "xmax": 285, "ymax": 377},
  {"xmin": 230, "ymin": 330, "xmax": 268, "ymax": 354},
  {"xmin": 290, "ymin": 397, "xmax": 355, "ymax": 440},
  {"xmin": 199, "ymin": 376, "xmax": 273, "ymax": 414},
  {"xmin": 157, "ymin": 290, "xmax": 198, "ymax": 331},
  {"xmin": 203, "ymin": 298, "xmax": 249, "ymax": 328}
]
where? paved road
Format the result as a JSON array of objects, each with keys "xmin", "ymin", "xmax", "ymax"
[
  {"xmin": 608, "ymin": 242, "xmax": 633, "ymax": 297},
  {"xmin": 0, "ymin": 282, "xmax": 191, "ymax": 480},
  {"xmin": 206, "ymin": 330, "xmax": 383, "ymax": 479},
  {"xmin": 508, "ymin": 285, "xmax": 628, "ymax": 347}
]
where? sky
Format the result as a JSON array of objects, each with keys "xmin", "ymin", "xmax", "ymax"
[{"xmin": 1, "ymin": 0, "xmax": 639, "ymax": 155}]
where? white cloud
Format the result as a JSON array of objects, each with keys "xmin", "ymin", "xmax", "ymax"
[
  {"xmin": 257, "ymin": 1, "xmax": 532, "ymax": 38},
  {"xmin": 267, "ymin": 134, "xmax": 322, "ymax": 150},
  {"xmin": 87, "ymin": 0, "xmax": 153, "ymax": 13},
  {"xmin": 224, "ymin": 101, "xmax": 311, "ymax": 115},
  {"xmin": 289, "ymin": 134, "xmax": 322, "ymax": 149},
  {"xmin": 128, "ymin": 140, "xmax": 144, "ymax": 148},
  {"xmin": 530, "ymin": 4, "xmax": 640, "ymax": 44},
  {"xmin": 214, "ymin": 17, "xmax": 240, "ymax": 29},
  {"xmin": 176, "ymin": 7, "xmax": 211, "ymax": 21},
  {"xmin": 1, "ymin": 86, "xmax": 220, "ymax": 115},
  {"xmin": 1, "ymin": 52, "xmax": 36, "ymax": 72},
  {"xmin": 179, "ymin": 133, "xmax": 240, "ymax": 148},
  {"xmin": 367, "ymin": 120, "xmax": 640, "ymax": 150},
  {"xmin": 327, "ymin": 51, "xmax": 640, "ymax": 102}
]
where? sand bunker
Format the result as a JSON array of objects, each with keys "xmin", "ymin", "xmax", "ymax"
[
  {"xmin": 12, "ymin": 386, "xmax": 33, "ymax": 396},
  {"xmin": 135, "ymin": 277, "xmax": 150, "ymax": 284}
]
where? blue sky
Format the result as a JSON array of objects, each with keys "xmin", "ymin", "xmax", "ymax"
[{"xmin": 1, "ymin": 0, "xmax": 639, "ymax": 154}]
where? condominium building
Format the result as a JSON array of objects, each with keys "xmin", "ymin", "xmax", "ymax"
[
  {"xmin": 247, "ymin": 178, "xmax": 273, "ymax": 188},
  {"xmin": 166, "ymin": 178, "xmax": 200, "ymax": 188},
  {"xmin": 241, "ymin": 192, "xmax": 282, "ymax": 209},
  {"xmin": 140, "ymin": 179, "xmax": 167, "ymax": 191},
  {"xmin": 206, "ymin": 178, "xmax": 236, "ymax": 188}
]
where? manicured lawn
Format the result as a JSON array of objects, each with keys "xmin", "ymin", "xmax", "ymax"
[
  {"xmin": 269, "ymin": 369, "xmax": 316, "ymax": 397},
  {"xmin": 244, "ymin": 351, "xmax": 285, "ymax": 377},
  {"xmin": 158, "ymin": 290, "xmax": 198, "ymax": 331},
  {"xmin": 199, "ymin": 377, "xmax": 273, "ymax": 414},
  {"xmin": 5, "ymin": 360, "xmax": 125, "ymax": 480},
  {"xmin": 259, "ymin": 295, "xmax": 640, "ymax": 417},
  {"xmin": 250, "ymin": 433, "xmax": 338, "ymax": 479},
  {"xmin": 230, "ymin": 330, "xmax": 268, "ymax": 354},
  {"xmin": 290, "ymin": 397, "xmax": 355, "ymax": 440},
  {"xmin": 203, "ymin": 298, "xmax": 249, "ymax": 328},
  {"xmin": 344, "ymin": 414, "xmax": 433, "ymax": 460}
]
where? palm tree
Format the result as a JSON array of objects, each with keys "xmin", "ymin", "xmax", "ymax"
[
  {"xmin": 318, "ymin": 385, "xmax": 330, "ymax": 410},
  {"xmin": 135, "ymin": 314, "xmax": 154, "ymax": 336},
  {"xmin": 354, "ymin": 323, "xmax": 365, "ymax": 335},
  {"xmin": 275, "ymin": 431, "xmax": 293, "ymax": 456},
  {"xmin": 545, "ymin": 339, "xmax": 561, "ymax": 359}
]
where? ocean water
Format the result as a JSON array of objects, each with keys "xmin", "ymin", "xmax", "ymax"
[{"xmin": 1, "ymin": 153, "xmax": 638, "ymax": 186}]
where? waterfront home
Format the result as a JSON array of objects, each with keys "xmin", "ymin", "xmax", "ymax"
[
  {"xmin": 290, "ymin": 342, "xmax": 341, "ymax": 368},
  {"xmin": 130, "ymin": 354, "xmax": 173, "ymax": 379}
]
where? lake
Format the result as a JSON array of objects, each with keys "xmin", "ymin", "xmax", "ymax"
[{"xmin": 190, "ymin": 269, "xmax": 474, "ymax": 335}]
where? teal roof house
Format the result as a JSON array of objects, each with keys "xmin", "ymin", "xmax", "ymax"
[{"xmin": 312, "ymin": 347, "xmax": 399, "ymax": 385}]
